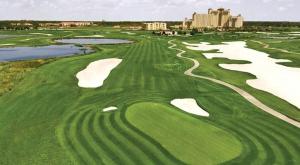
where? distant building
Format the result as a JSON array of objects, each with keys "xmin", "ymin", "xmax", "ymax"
[
  {"xmin": 170, "ymin": 25, "xmax": 182, "ymax": 29},
  {"xmin": 11, "ymin": 23, "xmax": 33, "ymax": 26},
  {"xmin": 60, "ymin": 21, "xmax": 93, "ymax": 27},
  {"xmin": 113, "ymin": 25, "xmax": 121, "ymax": 29},
  {"xmin": 39, "ymin": 23, "xmax": 60, "ymax": 28},
  {"xmin": 125, "ymin": 26, "xmax": 143, "ymax": 30},
  {"xmin": 145, "ymin": 22, "xmax": 167, "ymax": 31},
  {"xmin": 184, "ymin": 8, "xmax": 243, "ymax": 29}
]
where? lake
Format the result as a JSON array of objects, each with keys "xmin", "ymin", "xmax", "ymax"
[{"xmin": 0, "ymin": 45, "xmax": 92, "ymax": 62}]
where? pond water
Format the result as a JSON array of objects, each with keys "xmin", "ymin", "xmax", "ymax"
[
  {"xmin": 0, "ymin": 45, "xmax": 92, "ymax": 62},
  {"xmin": 55, "ymin": 38, "xmax": 133, "ymax": 45}
]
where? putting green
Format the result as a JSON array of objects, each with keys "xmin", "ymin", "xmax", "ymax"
[{"xmin": 126, "ymin": 102, "xmax": 242, "ymax": 165}]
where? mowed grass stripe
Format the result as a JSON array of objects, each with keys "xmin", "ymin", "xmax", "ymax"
[
  {"xmin": 257, "ymin": 117, "xmax": 300, "ymax": 141},
  {"xmin": 99, "ymin": 114, "xmax": 150, "ymax": 164},
  {"xmin": 221, "ymin": 121, "xmax": 260, "ymax": 164},
  {"xmin": 160, "ymin": 40, "xmax": 170, "ymax": 63},
  {"xmin": 63, "ymin": 109, "xmax": 100, "ymax": 164},
  {"xmin": 76, "ymin": 110, "xmax": 105, "ymax": 164},
  {"xmin": 245, "ymin": 120, "xmax": 295, "ymax": 164},
  {"xmin": 82, "ymin": 110, "xmax": 118, "ymax": 165},
  {"xmin": 120, "ymin": 108, "xmax": 186, "ymax": 164},
  {"xmin": 124, "ymin": 43, "xmax": 141, "ymax": 88},
  {"xmin": 145, "ymin": 40, "xmax": 152, "ymax": 64},
  {"xmin": 151, "ymin": 40, "xmax": 158, "ymax": 64},
  {"xmin": 109, "ymin": 112, "xmax": 161, "ymax": 164},
  {"xmin": 59, "ymin": 110, "xmax": 88, "ymax": 164},
  {"xmin": 237, "ymin": 121, "xmax": 276, "ymax": 164},
  {"xmin": 255, "ymin": 119, "xmax": 300, "ymax": 153},
  {"xmin": 153, "ymin": 41, "xmax": 169, "ymax": 91},
  {"xmin": 92, "ymin": 111, "xmax": 135, "ymax": 165},
  {"xmin": 131, "ymin": 41, "xmax": 143, "ymax": 64},
  {"xmin": 112, "ymin": 44, "xmax": 138, "ymax": 89},
  {"xmin": 112, "ymin": 111, "xmax": 173, "ymax": 164}
]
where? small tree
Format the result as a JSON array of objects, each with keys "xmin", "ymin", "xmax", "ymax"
[{"xmin": 190, "ymin": 28, "xmax": 198, "ymax": 35}]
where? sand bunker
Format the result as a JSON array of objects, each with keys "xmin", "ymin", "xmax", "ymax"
[
  {"xmin": 75, "ymin": 35, "xmax": 104, "ymax": 38},
  {"xmin": 30, "ymin": 33, "xmax": 53, "ymax": 36},
  {"xmin": 171, "ymin": 98, "xmax": 209, "ymax": 117},
  {"xmin": 0, "ymin": 44, "xmax": 15, "ymax": 46},
  {"xmin": 103, "ymin": 106, "xmax": 118, "ymax": 112},
  {"xmin": 121, "ymin": 32, "xmax": 136, "ymax": 35},
  {"xmin": 76, "ymin": 58, "xmax": 122, "ymax": 88},
  {"xmin": 184, "ymin": 41, "xmax": 300, "ymax": 109}
]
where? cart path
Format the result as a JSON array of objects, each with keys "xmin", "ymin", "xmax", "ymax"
[
  {"xmin": 168, "ymin": 40, "xmax": 300, "ymax": 129},
  {"xmin": 250, "ymin": 40, "xmax": 300, "ymax": 55}
]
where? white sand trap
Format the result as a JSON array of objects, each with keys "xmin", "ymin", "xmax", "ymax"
[
  {"xmin": 76, "ymin": 58, "xmax": 122, "ymax": 88},
  {"xmin": 0, "ymin": 44, "xmax": 15, "ymax": 46},
  {"xmin": 121, "ymin": 32, "xmax": 136, "ymax": 35},
  {"xmin": 103, "ymin": 106, "xmax": 118, "ymax": 112},
  {"xmin": 75, "ymin": 35, "xmax": 104, "ymax": 38},
  {"xmin": 184, "ymin": 41, "xmax": 300, "ymax": 109},
  {"xmin": 30, "ymin": 33, "xmax": 53, "ymax": 36},
  {"xmin": 171, "ymin": 98, "xmax": 209, "ymax": 117}
]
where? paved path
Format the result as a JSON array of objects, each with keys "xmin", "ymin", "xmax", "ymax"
[
  {"xmin": 168, "ymin": 40, "xmax": 300, "ymax": 128},
  {"xmin": 250, "ymin": 40, "xmax": 300, "ymax": 55}
]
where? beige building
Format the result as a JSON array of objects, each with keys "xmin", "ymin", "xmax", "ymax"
[
  {"xmin": 60, "ymin": 21, "xmax": 93, "ymax": 27},
  {"xmin": 184, "ymin": 8, "xmax": 243, "ymax": 29},
  {"xmin": 145, "ymin": 22, "xmax": 167, "ymax": 31}
]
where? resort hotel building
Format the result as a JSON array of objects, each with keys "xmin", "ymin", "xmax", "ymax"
[
  {"xmin": 145, "ymin": 22, "xmax": 167, "ymax": 31},
  {"xmin": 183, "ymin": 8, "xmax": 244, "ymax": 29}
]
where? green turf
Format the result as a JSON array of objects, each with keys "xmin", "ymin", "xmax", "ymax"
[
  {"xmin": 0, "ymin": 28, "xmax": 299, "ymax": 164},
  {"xmin": 126, "ymin": 102, "xmax": 242, "ymax": 165},
  {"xmin": 176, "ymin": 34, "xmax": 300, "ymax": 121}
]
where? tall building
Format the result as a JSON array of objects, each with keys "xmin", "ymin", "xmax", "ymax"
[
  {"xmin": 184, "ymin": 8, "xmax": 243, "ymax": 29},
  {"xmin": 145, "ymin": 22, "xmax": 167, "ymax": 31}
]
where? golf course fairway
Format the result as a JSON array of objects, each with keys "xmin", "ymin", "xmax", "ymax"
[{"xmin": 0, "ymin": 28, "xmax": 299, "ymax": 164}]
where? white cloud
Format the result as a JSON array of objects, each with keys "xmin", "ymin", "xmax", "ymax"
[{"xmin": 0, "ymin": 0, "xmax": 299, "ymax": 21}]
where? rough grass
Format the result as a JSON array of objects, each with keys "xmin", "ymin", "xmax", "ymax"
[{"xmin": 0, "ymin": 59, "xmax": 52, "ymax": 96}]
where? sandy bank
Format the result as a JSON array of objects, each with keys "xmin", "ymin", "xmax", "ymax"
[
  {"xmin": 121, "ymin": 32, "xmax": 136, "ymax": 35},
  {"xmin": 0, "ymin": 44, "xmax": 15, "ymax": 46},
  {"xmin": 184, "ymin": 41, "xmax": 300, "ymax": 109},
  {"xmin": 103, "ymin": 106, "xmax": 118, "ymax": 112},
  {"xmin": 30, "ymin": 33, "xmax": 53, "ymax": 36},
  {"xmin": 171, "ymin": 98, "xmax": 209, "ymax": 117},
  {"xmin": 76, "ymin": 58, "xmax": 122, "ymax": 88}
]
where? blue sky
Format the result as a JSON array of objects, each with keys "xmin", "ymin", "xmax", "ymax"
[{"xmin": 0, "ymin": 0, "xmax": 299, "ymax": 21}]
